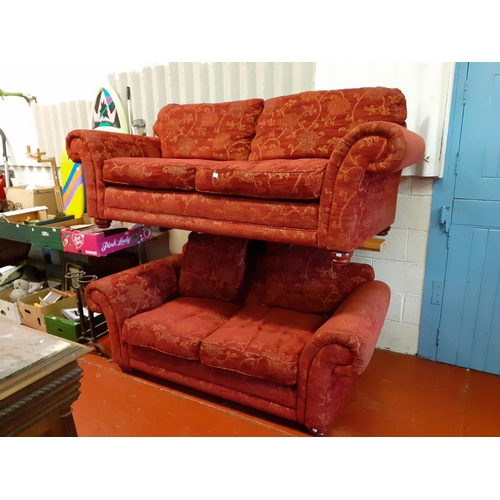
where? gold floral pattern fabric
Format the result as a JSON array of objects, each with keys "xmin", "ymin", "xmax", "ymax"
[
  {"xmin": 264, "ymin": 243, "xmax": 374, "ymax": 314},
  {"xmin": 195, "ymin": 158, "xmax": 327, "ymax": 200},
  {"xmin": 122, "ymin": 297, "xmax": 241, "ymax": 360},
  {"xmin": 200, "ymin": 304, "xmax": 327, "ymax": 385},
  {"xmin": 249, "ymin": 87, "xmax": 407, "ymax": 160},
  {"xmin": 104, "ymin": 157, "xmax": 197, "ymax": 190},
  {"xmin": 104, "ymin": 187, "xmax": 320, "ymax": 231},
  {"xmin": 66, "ymin": 130, "xmax": 162, "ymax": 218},
  {"xmin": 65, "ymin": 89, "xmax": 426, "ymax": 258},
  {"xmin": 318, "ymin": 121, "xmax": 423, "ymax": 251},
  {"xmin": 84, "ymin": 236, "xmax": 390, "ymax": 434},
  {"xmin": 128, "ymin": 344, "xmax": 298, "ymax": 411},
  {"xmin": 178, "ymin": 232, "xmax": 249, "ymax": 302},
  {"xmin": 84, "ymin": 254, "xmax": 182, "ymax": 367},
  {"xmin": 153, "ymin": 98, "xmax": 264, "ymax": 160}
]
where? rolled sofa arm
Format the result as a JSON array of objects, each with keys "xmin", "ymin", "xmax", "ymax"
[
  {"xmin": 330, "ymin": 121, "xmax": 425, "ymax": 176},
  {"xmin": 318, "ymin": 122, "xmax": 426, "ymax": 253},
  {"xmin": 296, "ymin": 280, "xmax": 390, "ymax": 433},
  {"xmin": 85, "ymin": 254, "xmax": 182, "ymax": 364},
  {"xmin": 300, "ymin": 280, "xmax": 390, "ymax": 377},
  {"xmin": 66, "ymin": 130, "xmax": 162, "ymax": 219}
]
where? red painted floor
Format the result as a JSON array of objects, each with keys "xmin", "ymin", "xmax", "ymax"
[{"xmin": 72, "ymin": 338, "xmax": 500, "ymax": 437}]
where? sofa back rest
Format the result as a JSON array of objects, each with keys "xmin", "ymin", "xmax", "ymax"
[
  {"xmin": 153, "ymin": 98, "xmax": 264, "ymax": 160},
  {"xmin": 178, "ymin": 232, "xmax": 249, "ymax": 303},
  {"xmin": 178, "ymin": 234, "xmax": 374, "ymax": 315},
  {"xmin": 248, "ymin": 87, "xmax": 407, "ymax": 161},
  {"xmin": 261, "ymin": 243, "xmax": 375, "ymax": 315}
]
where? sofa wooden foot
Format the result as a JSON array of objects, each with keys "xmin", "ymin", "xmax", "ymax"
[
  {"xmin": 308, "ymin": 427, "xmax": 326, "ymax": 436},
  {"xmin": 329, "ymin": 251, "xmax": 353, "ymax": 264},
  {"xmin": 94, "ymin": 218, "xmax": 112, "ymax": 228}
]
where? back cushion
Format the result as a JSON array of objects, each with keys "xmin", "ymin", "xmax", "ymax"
[
  {"xmin": 153, "ymin": 98, "xmax": 264, "ymax": 160},
  {"xmin": 178, "ymin": 232, "xmax": 249, "ymax": 302},
  {"xmin": 264, "ymin": 243, "xmax": 374, "ymax": 315},
  {"xmin": 249, "ymin": 87, "xmax": 407, "ymax": 160}
]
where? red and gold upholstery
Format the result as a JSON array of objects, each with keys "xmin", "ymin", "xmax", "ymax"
[
  {"xmin": 85, "ymin": 234, "xmax": 391, "ymax": 435},
  {"xmin": 153, "ymin": 98, "xmax": 264, "ymax": 160},
  {"xmin": 248, "ymin": 87, "xmax": 407, "ymax": 160},
  {"xmin": 66, "ymin": 87, "xmax": 425, "ymax": 260}
]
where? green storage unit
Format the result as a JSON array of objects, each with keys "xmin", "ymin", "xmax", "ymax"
[
  {"xmin": 27, "ymin": 224, "xmax": 67, "ymax": 250},
  {"xmin": 0, "ymin": 216, "xmax": 78, "ymax": 250},
  {"xmin": 45, "ymin": 312, "xmax": 107, "ymax": 341},
  {"xmin": 0, "ymin": 220, "xmax": 30, "ymax": 243}
]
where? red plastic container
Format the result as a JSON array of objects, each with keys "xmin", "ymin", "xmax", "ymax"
[{"xmin": 0, "ymin": 174, "xmax": 6, "ymax": 200}]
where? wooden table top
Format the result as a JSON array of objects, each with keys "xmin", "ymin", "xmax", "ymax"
[{"xmin": 0, "ymin": 319, "xmax": 91, "ymax": 401}]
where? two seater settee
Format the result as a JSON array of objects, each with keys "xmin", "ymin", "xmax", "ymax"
[
  {"xmin": 84, "ymin": 232, "xmax": 391, "ymax": 435},
  {"xmin": 66, "ymin": 87, "xmax": 425, "ymax": 262}
]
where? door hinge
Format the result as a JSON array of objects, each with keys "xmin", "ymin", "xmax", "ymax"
[
  {"xmin": 439, "ymin": 206, "xmax": 451, "ymax": 234},
  {"xmin": 455, "ymin": 152, "xmax": 460, "ymax": 175},
  {"xmin": 463, "ymin": 80, "xmax": 468, "ymax": 104},
  {"xmin": 431, "ymin": 280, "xmax": 443, "ymax": 305},
  {"xmin": 436, "ymin": 327, "xmax": 440, "ymax": 347}
]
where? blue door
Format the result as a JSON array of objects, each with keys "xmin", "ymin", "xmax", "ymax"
[{"xmin": 419, "ymin": 63, "xmax": 500, "ymax": 374}]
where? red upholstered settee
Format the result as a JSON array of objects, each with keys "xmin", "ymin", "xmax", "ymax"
[
  {"xmin": 84, "ymin": 233, "xmax": 391, "ymax": 435},
  {"xmin": 66, "ymin": 87, "xmax": 425, "ymax": 263}
]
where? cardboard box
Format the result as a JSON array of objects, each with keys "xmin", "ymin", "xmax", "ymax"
[
  {"xmin": 45, "ymin": 311, "xmax": 107, "ymax": 342},
  {"xmin": 18, "ymin": 288, "xmax": 77, "ymax": 332},
  {"xmin": 0, "ymin": 287, "xmax": 22, "ymax": 323},
  {"xmin": 5, "ymin": 186, "xmax": 58, "ymax": 215},
  {"xmin": 1, "ymin": 206, "xmax": 49, "ymax": 225},
  {"xmin": 27, "ymin": 217, "xmax": 83, "ymax": 250},
  {"xmin": 61, "ymin": 223, "xmax": 153, "ymax": 257},
  {"xmin": 0, "ymin": 214, "xmax": 82, "ymax": 250}
]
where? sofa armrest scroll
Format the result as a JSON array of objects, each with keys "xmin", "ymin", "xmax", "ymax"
[
  {"xmin": 65, "ymin": 130, "xmax": 162, "ymax": 218},
  {"xmin": 85, "ymin": 253, "xmax": 182, "ymax": 327},
  {"xmin": 66, "ymin": 129, "xmax": 162, "ymax": 164},
  {"xmin": 331, "ymin": 121, "xmax": 425, "ymax": 175},
  {"xmin": 299, "ymin": 280, "xmax": 390, "ymax": 378},
  {"xmin": 296, "ymin": 280, "xmax": 389, "ymax": 432},
  {"xmin": 318, "ymin": 122, "xmax": 425, "ymax": 253}
]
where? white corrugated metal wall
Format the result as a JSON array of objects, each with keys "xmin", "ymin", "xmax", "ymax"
[{"xmin": 31, "ymin": 62, "xmax": 316, "ymax": 165}]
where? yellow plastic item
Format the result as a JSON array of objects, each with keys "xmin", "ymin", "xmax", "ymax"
[{"xmin": 60, "ymin": 148, "xmax": 86, "ymax": 218}]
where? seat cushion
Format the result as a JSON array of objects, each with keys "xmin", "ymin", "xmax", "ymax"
[
  {"xmin": 153, "ymin": 98, "xmax": 264, "ymax": 160},
  {"xmin": 195, "ymin": 158, "xmax": 327, "ymax": 200},
  {"xmin": 249, "ymin": 87, "xmax": 407, "ymax": 160},
  {"xmin": 103, "ymin": 157, "xmax": 197, "ymax": 190},
  {"xmin": 200, "ymin": 304, "xmax": 327, "ymax": 385},
  {"xmin": 122, "ymin": 297, "xmax": 241, "ymax": 360},
  {"xmin": 264, "ymin": 243, "xmax": 375, "ymax": 314},
  {"xmin": 179, "ymin": 232, "xmax": 249, "ymax": 302}
]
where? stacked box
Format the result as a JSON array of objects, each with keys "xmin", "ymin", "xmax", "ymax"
[
  {"xmin": 61, "ymin": 224, "xmax": 153, "ymax": 256},
  {"xmin": 0, "ymin": 287, "xmax": 22, "ymax": 323},
  {"xmin": 5, "ymin": 186, "xmax": 58, "ymax": 215},
  {"xmin": 0, "ymin": 215, "xmax": 84, "ymax": 250},
  {"xmin": 18, "ymin": 288, "xmax": 77, "ymax": 332},
  {"xmin": 45, "ymin": 311, "xmax": 107, "ymax": 342}
]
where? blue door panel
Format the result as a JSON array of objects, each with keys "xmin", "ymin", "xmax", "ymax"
[
  {"xmin": 419, "ymin": 63, "xmax": 500, "ymax": 374},
  {"xmin": 455, "ymin": 63, "xmax": 500, "ymax": 201},
  {"xmin": 485, "ymin": 284, "xmax": 500, "ymax": 373},
  {"xmin": 436, "ymin": 225, "xmax": 480, "ymax": 366},
  {"xmin": 452, "ymin": 199, "xmax": 500, "ymax": 227},
  {"xmin": 454, "ymin": 227, "xmax": 488, "ymax": 368},
  {"xmin": 469, "ymin": 229, "xmax": 500, "ymax": 374},
  {"xmin": 437, "ymin": 226, "xmax": 500, "ymax": 374}
]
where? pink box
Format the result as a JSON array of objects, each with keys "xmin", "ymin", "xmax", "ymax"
[{"xmin": 61, "ymin": 224, "xmax": 153, "ymax": 257}]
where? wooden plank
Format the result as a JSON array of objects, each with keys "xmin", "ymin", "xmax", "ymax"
[{"xmin": 357, "ymin": 238, "xmax": 385, "ymax": 252}]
